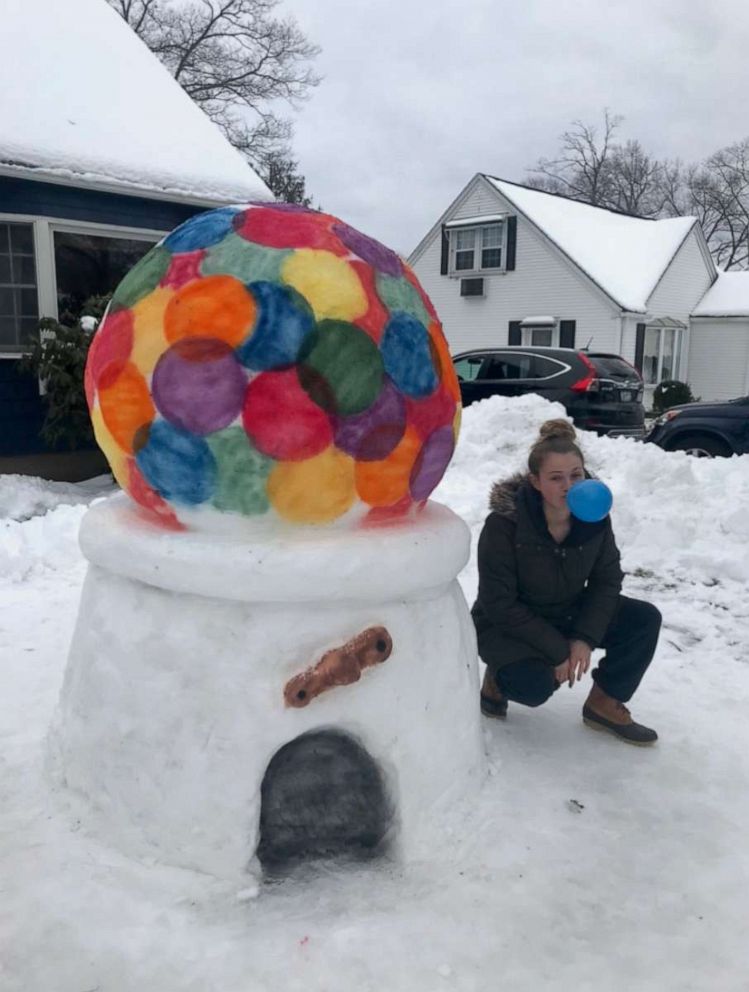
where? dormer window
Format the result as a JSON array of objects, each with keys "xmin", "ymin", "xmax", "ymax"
[{"xmin": 445, "ymin": 216, "xmax": 507, "ymax": 276}]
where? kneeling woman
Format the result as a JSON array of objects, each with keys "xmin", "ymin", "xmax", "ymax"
[{"xmin": 472, "ymin": 419, "xmax": 660, "ymax": 745}]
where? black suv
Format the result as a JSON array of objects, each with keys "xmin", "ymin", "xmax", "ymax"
[
  {"xmin": 645, "ymin": 396, "xmax": 749, "ymax": 457},
  {"xmin": 452, "ymin": 346, "xmax": 645, "ymax": 437}
]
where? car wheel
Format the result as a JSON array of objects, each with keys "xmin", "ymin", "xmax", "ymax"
[{"xmin": 668, "ymin": 433, "xmax": 733, "ymax": 458}]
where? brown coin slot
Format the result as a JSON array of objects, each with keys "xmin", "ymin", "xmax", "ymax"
[{"xmin": 283, "ymin": 626, "xmax": 393, "ymax": 708}]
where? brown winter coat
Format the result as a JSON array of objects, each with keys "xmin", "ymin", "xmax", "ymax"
[{"xmin": 471, "ymin": 474, "xmax": 623, "ymax": 673}]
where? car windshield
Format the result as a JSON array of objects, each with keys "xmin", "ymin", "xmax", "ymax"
[{"xmin": 588, "ymin": 355, "xmax": 640, "ymax": 381}]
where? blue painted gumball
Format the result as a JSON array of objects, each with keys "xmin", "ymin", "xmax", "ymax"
[{"xmin": 567, "ymin": 479, "xmax": 613, "ymax": 522}]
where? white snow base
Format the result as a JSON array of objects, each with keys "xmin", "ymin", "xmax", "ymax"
[{"xmin": 50, "ymin": 496, "xmax": 486, "ymax": 879}]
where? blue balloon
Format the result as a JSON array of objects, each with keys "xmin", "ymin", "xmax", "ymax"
[{"xmin": 567, "ymin": 479, "xmax": 613, "ymax": 522}]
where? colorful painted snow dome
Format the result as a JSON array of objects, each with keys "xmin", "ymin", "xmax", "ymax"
[{"xmin": 86, "ymin": 203, "xmax": 461, "ymax": 529}]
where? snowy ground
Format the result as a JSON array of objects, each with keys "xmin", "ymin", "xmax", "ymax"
[{"xmin": 2, "ymin": 394, "xmax": 749, "ymax": 992}]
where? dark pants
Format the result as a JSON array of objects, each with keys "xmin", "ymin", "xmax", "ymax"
[{"xmin": 494, "ymin": 596, "xmax": 661, "ymax": 708}]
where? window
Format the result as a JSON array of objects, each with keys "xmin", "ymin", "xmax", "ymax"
[
  {"xmin": 588, "ymin": 356, "xmax": 639, "ymax": 381},
  {"xmin": 643, "ymin": 324, "xmax": 682, "ymax": 385},
  {"xmin": 482, "ymin": 354, "xmax": 533, "ymax": 380},
  {"xmin": 0, "ymin": 222, "xmax": 39, "ymax": 352},
  {"xmin": 453, "ymin": 355, "xmax": 484, "ymax": 381},
  {"xmin": 54, "ymin": 230, "xmax": 158, "ymax": 319},
  {"xmin": 531, "ymin": 356, "xmax": 567, "ymax": 380},
  {"xmin": 524, "ymin": 326, "xmax": 554, "ymax": 347},
  {"xmin": 449, "ymin": 222, "xmax": 504, "ymax": 274}
]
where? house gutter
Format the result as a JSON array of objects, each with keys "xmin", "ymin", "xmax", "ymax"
[{"xmin": 0, "ymin": 162, "xmax": 273, "ymax": 208}]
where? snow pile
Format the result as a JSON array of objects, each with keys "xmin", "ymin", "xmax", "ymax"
[
  {"xmin": 437, "ymin": 393, "xmax": 749, "ymax": 598},
  {"xmin": 0, "ymin": 0, "xmax": 272, "ymax": 205},
  {"xmin": 0, "ymin": 473, "xmax": 115, "ymax": 522},
  {"xmin": 2, "ymin": 393, "xmax": 749, "ymax": 991},
  {"xmin": 0, "ymin": 474, "xmax": 115, "ymax": 581}
]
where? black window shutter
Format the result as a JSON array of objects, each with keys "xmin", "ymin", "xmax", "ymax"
[
  {"xmin": 440, "ymin": 225, "xmax": 449, "ymax": 275},
  {"xmin": 505, "ymin": 216, "xmax": 517, "ymax": 271},
  {"xmin": 634, "ymin": 323, "xmax": 646, "ymax": 373},
  {"xmin": 508, "ymin": 320, "xmax": 521, "ymax": 345},
  {"xmin": 559, "ymin": 320, "xmax": 576, "ymax": 348}
]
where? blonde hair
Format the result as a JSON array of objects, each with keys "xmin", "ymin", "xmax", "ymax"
[{"xmin": 528, "ymin": 419, "xmax": 584, "ymax": 475}]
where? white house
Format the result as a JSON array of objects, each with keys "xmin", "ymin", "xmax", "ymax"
[
  {"xmin": 0, "ymin": 0, "xmax": 272, "ymax": 476},
  {"xmin": 409, "ymin": 173, "xmax": 749, "ymax": 402}
]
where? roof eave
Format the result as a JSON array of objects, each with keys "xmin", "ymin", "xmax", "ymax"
[
  {"xmin": 691, "ymin": 311, "xmax": 749, "ymax": 319},
  {"xmin": 0, "ymin": 161, "xmax": 273, "ymax": 208}
]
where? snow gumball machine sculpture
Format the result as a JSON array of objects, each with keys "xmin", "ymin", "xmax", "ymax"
[{"xmin": 51, "ymin": 203, "xmax": 486, "ymax": 881}]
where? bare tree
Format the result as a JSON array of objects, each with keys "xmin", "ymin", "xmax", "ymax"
[
  {"xmin": 527, "ymin": 112, "xmax": 668, "ymax": 217},
  {"xmin": 107, "ymin": 0, "xmax": 320, "ymax": 169},
  {"xmin": 608, "ymin": 140, "xmax": 664, "ymax": 217},
  {"xmin": 527, "ymin": 110, "xmax": 623, "ymax": 207},
  {"xmin": 658, "ymin": 144, "xmax": 749, "ymax": 269},
  {"xmin": 528, "ymin": 112, "xmax": 749, "ymax": 268}
]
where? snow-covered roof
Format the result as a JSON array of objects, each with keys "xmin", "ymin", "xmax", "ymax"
[
  {"xmin": 484, "ymin": 177, "xmax": 697, "ymax": 313},
  {"xmin": 692, "ymin": 270, "xmax": 749, "ymax": 317},
  {"xmin": 0, "ymin": 0, "xmax": 272, "ymax": 206}
]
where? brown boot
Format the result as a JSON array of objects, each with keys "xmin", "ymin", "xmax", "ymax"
[
  {"xmin": 480, "ymin": 668, "xmax": 508, "ymax": 719},
  {"xmin": 583, "ymin": 683, "xmax": 657, "ymax": 745}
]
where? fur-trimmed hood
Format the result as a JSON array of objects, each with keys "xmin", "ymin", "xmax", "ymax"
[{"xmin": 488, "ymin": 473, "xmax": 528, "ymax": 520}]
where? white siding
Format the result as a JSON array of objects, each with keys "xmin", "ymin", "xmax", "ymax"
[
  {"xmin": 450, "ymin": 182, "xmax": 502, "ymax": 220},
  {"xmin": 646, "ymin": 228, "xmax": 714, "ymax": 321},
  {"xmin": 645, "ymin": 229, "xmax": 715, "ymax": 385},
  {"xmin": 688, "ymin": 319, "xmax": 749, "ymax": 401},
  {"xmin": 412, "ymin": 181, "xmax": 621, "ymax": 355}
]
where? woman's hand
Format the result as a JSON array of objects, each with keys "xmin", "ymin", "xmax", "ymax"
[
  {"xmin": 568, "ymin": 639, "xmax": 592, "ymax": 685},
  {"xmin": 554, "ymin": 642, "xmax": 592, "ymax": 687}
]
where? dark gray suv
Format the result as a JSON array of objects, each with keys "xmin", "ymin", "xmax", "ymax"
[{"xmin": 453, "ymin": 346, "xmax": 645, "ymax": 437}]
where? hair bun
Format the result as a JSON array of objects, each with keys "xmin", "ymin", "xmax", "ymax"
[{"xmin": 538, "ymin": 419, "xmax": 576, "ymax": 442}]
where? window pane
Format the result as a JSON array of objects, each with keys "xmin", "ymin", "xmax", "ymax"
[
  {"xmin": 481, "ymin": 225, "xmax": 503, "ymax": 247},
  {"xmin": 532, "ymin": 356, "xmax": 565, "ymax": 379},
  {"xmin": 589, "ymin": 356, "xmax": 638, "ymax": 380},
  {"xmin": 643, "ymin": 327, "xmax": 660, "ymax": 385},
  {"xmin": 453, "ymin": 356, "xmax": 483, "ymax": 381},
  {"xmin": 20, "ymin": 316, "xmax": 40, "ymax": 346},
  {"xmin": 481, "ymin": 247, "xmax": 502, "ymax": 268},
  {"xmin": 54, "ymin": 230, "xmax": 157, "ymax": 317},
  {"xmin": 660, "ymin": 328, "xmax": 675, "ymax": 381},
  {"xmin": 0, "ymin": 255, "xmax": 10, "ymax": 282},
  {"xmin": 484, "ymin": 356, "xmax": 532, "ymax": 379},
  {"xmin": 20, "ymin": 287, "xmax": 38, "ymax": 316},
  {"xmin": 16, "ymin": 255, "xmax": 37, "ymax": 284},
  {"xmin": 455, "ymin": 250, "xmax": 475, "ymax": 270},
  {"xmin": 10, "ymin": 223, "xmax": 33, "ymax": 253},
  {"xmin": 455, "ymin": 229, "xmax": 475, "ymax": 250},
  {"xmin": 0, "ymin": 287, "xmax": 14, "ymax": 314},
  {"xmin": 0, "ymin": 315, "xmax": 17, "ymax": 345},
  {"xmin": 531, "ymin": 327, "xmax": 553, "ymax": 346}
]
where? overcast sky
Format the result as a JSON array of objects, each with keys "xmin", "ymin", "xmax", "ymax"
[{"xmin": 280, "ymin": 0, "xmax": 749, "ymax": 257}]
